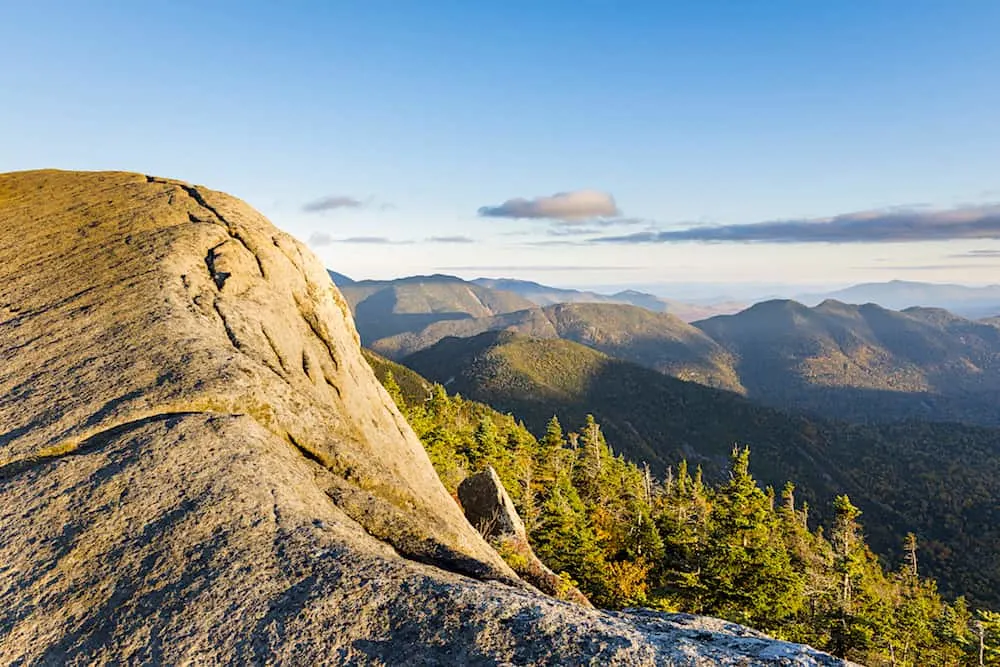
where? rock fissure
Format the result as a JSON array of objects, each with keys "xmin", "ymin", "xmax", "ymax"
[
  {"xmin": 286, "ymin": 432, "xmax": 325, "ymax": 467},
  {"xmin": 295, "ymin": 296, "xmax": 340, "ymax": 371},
  {"xmin": 204, "ymin": 242, "xmax": 230, "ymax": 290},
  {"xmin": 261, "ymin": 326, "xmax": 289, "ymax": 373},
  {"xmin": 211, "ymin": 299, "xmax": 241, "ymax": 351},
  {"xmin": 301, "ymin": 349, "xmax": 312, "ymax": 380},
  {"xmin": 148, "ymin": 175, "xmax": 266, "ymax": 279},
  {"xmin": 323, "ymin": 374, "xmax": 343, "ymax": 398},
  {"xmin": 0, "ymin": 411, "xmax": 217, "ymax": 481}
]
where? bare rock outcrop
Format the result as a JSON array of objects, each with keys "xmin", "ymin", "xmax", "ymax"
[
  {"xmin": 459, "ymin": 466, "xmax": 527, "ymax": 539},
  {"xmin": 0, "ymin": 170, "xmax": 852, "ymax": 665},
  {"xmin": 459, "ymin": 467, "xmax": 592, "ymax": 607}
]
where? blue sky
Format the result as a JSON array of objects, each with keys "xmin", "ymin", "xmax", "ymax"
[{"xmin": 2, "ymin": 1, "xmax": 999, "ymax": 290}]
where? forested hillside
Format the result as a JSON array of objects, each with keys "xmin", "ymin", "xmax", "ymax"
[
  {"xmin": 695, "ymin": 299, "xmax": 1000, "ymax": 425},
  {"xmin": 372, "ymin": 302, "xmax": 741, "ymax": 391},
  {"xmin": 399, "ymin": 332, "xmax": 1000, "ymax": 609},
  {"xmin": 364, "ymin": 351, "xmax": 1000, "ymax": 666},
  {"xmin": 338, "ymin": 274, "xmax": 535, "ymax": 342},
  {"xmin": 347, "ymin": 274, "xmax": 1000, "ymax": 428}
]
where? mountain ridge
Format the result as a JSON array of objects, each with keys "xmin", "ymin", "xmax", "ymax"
[
  {"xmin": 372, "ymin": 301, "xmax": 743, "ymax": 392},
  {"xmin": 472, "ymin": 276, "xmax": 745, "ymax": 321},
  {"xmin": 694, "ymin": 297, "xmax": 1000, "ymax": 424},
  {"xmin": 338, "ymin": 274, "xmax": 536, "ymax": 343},
  {"xmin": 797, "ymin": 279, "xmax": 1000, "ymax": 319}
]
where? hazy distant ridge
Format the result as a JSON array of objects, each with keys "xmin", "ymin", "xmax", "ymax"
[{"xmin": 797, "ymin": 279, "xmax": 1000, "ymax": 319}]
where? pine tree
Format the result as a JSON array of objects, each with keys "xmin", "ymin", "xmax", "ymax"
[
  {"xmin": 976, "ymin": 609, "xmax": 1000, "ymax": 666},
  {"xmin": 426, "ymin": 383, "xmax": 452, "ymax": 420},
  {"xmin": 574, "ymin": 414, "xmax": 605, "ymax": 503},
  {"xmin": 830, "ymin": 495, "xmax": 863, "ymax": 615},
  {"xmin": 537, "ymin": 416, "xmax": 567, "ymax": 484},
  {"xmin": 541, "ymin": 415, "xmax": 564, "ymax": 449},
  {"xmin": 700, "ymin": 446, "xmax": 802, "ymax": 628},
  {"xmin": 903, "ymin": 532, "xmax": 919, "ymax": 578},
  {"xmin": 825, "ymin": 494, "xmax": 883, "ymax": 659},
  {"xmin": 531, "ymin": 470, "xmax": 608, "ymax": 602},
  {"xmin": 470, "ymin": 415, "xmax": 501, "ymax": 466},
  {"xmin": 655, "ymin": 458, "xmax": 707, "ymax": 607},
  {"xmin": 382, "ymin": 369, "xmax": 405, "ymax": 408}
]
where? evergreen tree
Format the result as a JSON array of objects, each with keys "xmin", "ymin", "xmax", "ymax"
[
  {"xmin": 470, "ymin": 415, "xmax": 501, "ymax": 466},
  {"xmin": 531, "ymin": 469, "xmax": 608, "ymax": 602},
  {"xmin": 700, "ymin": 446, "xmax": 802, "ymax": 628},
  {"xmin": 977, "ymin": 609, "xmax": 1000, "ymax": 666},
  {"xmin": 574, "ymin": 414, "xmax": 605, "ymax": 503},
  {"xmin": 382, "ymin": 369, "xmax": 405, "ymax": 407},
  {"xmin": 654, "ymin": 458, "xmax": 705, "ymax": 606},
  {"xmin": 537, "ymin": 416, "xmax": 568, "ymax": 485}
]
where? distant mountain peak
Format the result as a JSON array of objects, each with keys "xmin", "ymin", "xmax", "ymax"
[
  {"xmin": 474, "ymin": 277, "xmax": 549, "ymax": 289},
  {"xmin": 611, "ymin": 289, "xmax": 654, "ymax": 298},
  {"xmin": 797, "ymin": 280, "xmax": 1000, "ymax": 319},
  {"xmin": 815, "ymin": 298, "xmax": 851, "ymax": 310},
  {"xmin": 327, "ymin": 270, "xmax": 355, "ymax": 285}
]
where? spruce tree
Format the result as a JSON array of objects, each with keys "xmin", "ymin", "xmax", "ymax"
[
  {"xmin": 700, "ymin": 446, "xmax": 802, "ymax": 628},
  {"xmin": 470, "ymin": 415, "xmax": 501, "ymax": 466}
]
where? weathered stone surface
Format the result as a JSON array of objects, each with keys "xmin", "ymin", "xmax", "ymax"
[
  {"xmin": 459, "ymin": 466, "xmax": 527, "ymax": 539},
  {"xmin": 0, "ymin": 170, "xmax": 854, "ymax": 665}
]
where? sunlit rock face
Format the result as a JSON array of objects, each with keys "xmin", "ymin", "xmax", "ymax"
[{"xmin": 0, "ymin": 170, "xmax": 852, "ymax": 665}]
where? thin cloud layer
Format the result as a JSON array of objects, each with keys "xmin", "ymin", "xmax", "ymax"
[
  {"xmin": 302, "ymin": 195, "xmax": 365, "ymax": 213},
  {"xmin": 438, "ymin": 265, "xmax": 640, "ymax": 272},
  {"xmin": 308, "ymin": 232, "xmax": 335, "ymax": 246},
  {"xmin": 311, "ymin": 235, "xmax": 468, "ymax": 246},
  {"xmin": 861, "ymin": 263, "xmax": 998, "ymax": 271},
  {"xmin": 479, "ymin": 190, "xmax": 620, "ymax": 222},
  {"xmin": 595, "ymin": 204, "xmax": 1000, "ymax": 244},
  {"xmin": 948, "ymin": 249, "xmax": 1000, "ymax": 258},
  {"xmin": 340, "ymin": 236, "xmax": 410, "ymax": 244},
  {"xmin": 546, "ymin": 218, "xmax": 650, "ymax": 234},
  {"xmin": 308, "ymin": 233, "xmax": 407, "ymax": 246},
  {"xmin": 426, "ymin": 235, "xmax": 475, "ymax": 244}
]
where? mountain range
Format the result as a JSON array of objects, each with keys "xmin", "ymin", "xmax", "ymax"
[
  {"xmin": 336, "ymin": 274, "xmax": 536, "ymax": 343},
  {"xmin": 470, "ymin": 277, "xmax": 745, "ymax": 322},
  {"xmin": 695, "ymin": 299, "xmax": 1000, "ymax": 425},
  {"xmin": 336, "ymin": 273, "xmax": 1000, "ymax": 427},
  {"xmin": 371, "ymin": 301, "xmax": 743, "ymax": 392},
  {"xmin": 798, "ymin": 280, "xmax": 1000, "ymax": 320}
]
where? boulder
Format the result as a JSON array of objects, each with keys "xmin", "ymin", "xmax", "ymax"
[
  {"xmin": 459, "ymin": 467, "xmax": 592, "ymax": 607},
  {"xmin": 0, "ymin": 170, "xmax": 854, "ymax": 665},
  {"xmin": 458, "ymin": 466, "xmax": 526, "ymax": 539}
]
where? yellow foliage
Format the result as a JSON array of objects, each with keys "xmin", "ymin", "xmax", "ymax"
[{"xmin": 606, "ymin": 559, "xmax": 651, "ymax": 607}]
